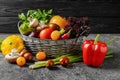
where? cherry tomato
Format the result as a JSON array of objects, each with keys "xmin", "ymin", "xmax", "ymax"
[
  {"xmin": 48, "ymin": 23, "xmax": 60, "ymax": 30},
  {"xmin": 59, "ymin": 56, "xmax": 70, "ymax": 67},
  {"xmin": 45, "ymin": 59, "xmax": 54, "ymax": 68},
  {"xmin": 51, "ymin": 30, "xmax": 61, "ymax": 40},
  {"xmin": 20, "ymin": 49, "xmax": 28, "ymax": 56},
  {"xmin": 39, "ymin": 28, "xmax": 53, "ymax": 39},
  {"xmin": 16, "ymin": 57, "xmax": 26, "ymax": 67},
  {"xmin": 23, "ymin": 52, "xmax": 33, "ymax": 61},
  {"xmin": 36, "ymin": 51, "xmax": 47, "ymax": 61}
]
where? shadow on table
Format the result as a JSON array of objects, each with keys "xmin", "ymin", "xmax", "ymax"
[{"xmin": 101, "ymin": 53, "xmax": 120, "ymax": 69}]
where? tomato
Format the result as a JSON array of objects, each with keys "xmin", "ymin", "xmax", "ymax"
[
  {"xmin": 51, "ymin": 30, "xmax": 61, "ymax": 40},
  {"xmin": 48, "ymin": 23, "xmax": 60, "ymax": 30},
  {"xmin": 20, "ymin": 49, "xmax": 28, "ymax": 56},
  {"xmin": 59, "ymin": 56, "xmax": 70, "ymax": 67},
  {"xmin": 23, "ymin": 52, "xmax": 33, "ymax": 61},
  {"xmin": 39, "ymin": 28, "xmax": 53, "ymax": 39},
  {"xmin": 45, "ymin": 59, "xmax": 54, "ymax": 68},
  {"xmin": 36, "ymin": 51, "xmax": 47, "ymax": 61},
  {"xmin": 49, "ymin": 15, "xmax": 67, "ymax": 29},
  {"xmin": 16, "ymin": 57, "xmax": 26, "ymax": 67}
]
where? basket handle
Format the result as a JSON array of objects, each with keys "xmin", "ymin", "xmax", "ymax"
[{"xmin": 17, "ymin": 21, "xmax": 25, "ymax": 37}]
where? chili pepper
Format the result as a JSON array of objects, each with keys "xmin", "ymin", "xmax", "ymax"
[
  {"xmin": 82, "ymin": 34, "xmax": 108, "ymax": 67},
  {"xmin": 61, "ymin": 29, "xmax": 71, "ymax": 39}
]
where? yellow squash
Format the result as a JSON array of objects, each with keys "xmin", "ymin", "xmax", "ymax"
[{"xmin": 1, "ymin": 35, "xmax": 24, "ymax": 56}]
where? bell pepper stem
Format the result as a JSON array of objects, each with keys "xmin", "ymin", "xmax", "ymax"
[{"xmin": 94, "ymin": 34, "xmax": 100, "ymax": 44}]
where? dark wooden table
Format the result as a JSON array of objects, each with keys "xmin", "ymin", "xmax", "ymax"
[{"xmin": 0, "ymin": 33, "xmax": 120, "ymax": 80}]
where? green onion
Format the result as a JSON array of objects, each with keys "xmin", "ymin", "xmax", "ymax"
[{"xmin": 29, "ymin": 50, "xmax": 113, "ymax": 69}]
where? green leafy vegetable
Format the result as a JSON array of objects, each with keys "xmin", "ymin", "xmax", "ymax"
[
  {"xmin": 18, "ymin": 13, "xmax": 27, "ymax": 22},
  {"xmin": 19, "ymin": 9, "xmax": 53, "ymax": 24},
  {"xmin": 0, "ymin": 38, "xmax": 4, "ymax": 51},
  {"xmin": 18, "ymin": 9, "xmax": 53, "ymax": 35},
  {"xmin": 19, "ymin": 22, "xmax": 35, "ymax": 35}
]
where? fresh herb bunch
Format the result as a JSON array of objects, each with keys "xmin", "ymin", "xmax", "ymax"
[
  {"xmin": 64, "ymin": 17, "xmax": 90, "ymax": 38},
  {"xmin": 18, "ymin": 9, "xmax": 53, "ymax": 35},
  {"xmin": 18, "ymin": 9, "xmax": 53, "ymax": 24}
]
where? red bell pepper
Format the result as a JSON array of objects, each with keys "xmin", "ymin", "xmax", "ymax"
[{"xmin": 82, "ymin": 34, "xmax": 108, "ymax": 67}]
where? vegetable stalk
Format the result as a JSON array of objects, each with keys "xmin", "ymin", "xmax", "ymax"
[{"xmin": 29, "ymin": 50, "xmax": 113, "ymax": 69}]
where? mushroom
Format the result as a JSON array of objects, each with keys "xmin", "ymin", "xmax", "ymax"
[
  {"xmin": 36, "ymin": 21, "xmax": 47, "ymax": 31},
  {"xmin": 28, "ymin": 18, "xmax": 39, "ymax": 28},
  {"xmin": 5, "ymin": 49, "xmax": 21, "ymax": 63},
  {"xmin": 39, "ymin": 21, "xmax": 47, "ymax": 28}
]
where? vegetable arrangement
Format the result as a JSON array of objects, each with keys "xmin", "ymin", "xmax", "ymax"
[
  {"xmin": 0, "ymin": 9, "xmax": 115, "ymax": 69},
  {"xmin": 29, "ymin": 34, "xmax": 114, "ymax": 69},
  {"xmin": 29, "ymin": 50, "xmax": 113, "ymax": 69},
  {"xmin": 0, "ymin": 33, "xmax": 114, "ymax": 69},
  {"xmin": 18, "ymin": 9, "xmax": 90, "ymax": 40}
]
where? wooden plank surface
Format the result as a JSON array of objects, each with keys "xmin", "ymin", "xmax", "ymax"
[{"xmin": 0, "ymin": 0, "xmax": 120, "ymax": 33}]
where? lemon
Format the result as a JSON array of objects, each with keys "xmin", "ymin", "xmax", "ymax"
[{"xmin": 1, "ymin": 35, "xmax": 24, "ymax": 56}]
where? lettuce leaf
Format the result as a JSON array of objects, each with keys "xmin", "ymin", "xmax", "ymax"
[{"xmin": 19, "ymin": 22, "xmax": 35, "ymax": 35}]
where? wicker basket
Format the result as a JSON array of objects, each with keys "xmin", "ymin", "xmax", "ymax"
[{"xmin": 18, "ymin": 22, "xmax": 84, "ymax": 57}]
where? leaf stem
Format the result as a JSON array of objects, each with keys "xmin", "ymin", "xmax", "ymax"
[
  {"xmin": 105, "ymin": 55, "xmax": 113, "ymax": 59},
  {"xmin": 106, "ymin": 38, "xmax": 115, "ymax": 45},
  {"xmin": 29, "ymin": 50, "xmax": 113, "ymax": 69}
]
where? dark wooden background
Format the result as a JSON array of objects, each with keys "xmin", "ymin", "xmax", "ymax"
[{"xmin": 0, "ymin": 0, "xmax": 120, "ymax": 33}]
